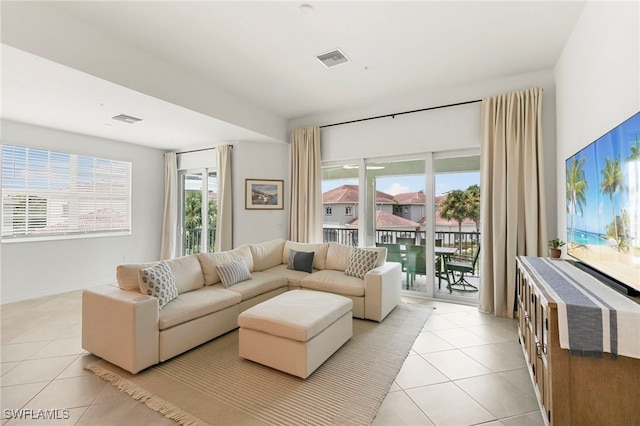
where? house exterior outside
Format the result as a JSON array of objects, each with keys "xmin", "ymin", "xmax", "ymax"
[
  {"xmin": 322, "ymin": 185, "xmax": 396, "ymax": 228},
  {"xmin": 322, "ymin": 185, "xmax": 478, "ymax": 237}
]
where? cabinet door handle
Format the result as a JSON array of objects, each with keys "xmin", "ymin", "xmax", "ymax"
[{"xmin": 536, "ymin": 342, "xmax": 544, "ymax": 359}]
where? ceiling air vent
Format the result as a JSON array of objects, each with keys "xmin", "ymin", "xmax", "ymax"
[
  {"xmin": 316, "ymin": 49, "xmax": 349, "ymax": 68},
  {"xmin": 111, "ymin": 114, "xmax": 142, "ymax": 124}
]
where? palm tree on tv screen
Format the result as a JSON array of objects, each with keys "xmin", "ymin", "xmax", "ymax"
[
  {"xmin": 566, "ymin": 157, "xmax": 588, "ymax": 245},
  {"xmin": 626, "ymin": 134, "xmax": 640, "ymax": 252},
  {"xmin": 600, "ymin": 156, "xmax": 624, "ymax": 247}
]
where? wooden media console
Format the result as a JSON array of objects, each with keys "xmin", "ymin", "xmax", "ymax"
[{"xmin": 516, "ymin": 256, "xmax": 640, "ymax": 426}]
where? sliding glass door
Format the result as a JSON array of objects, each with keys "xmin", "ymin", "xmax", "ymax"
[
  {"xmin": 365, "ymin": 158, "xmax": 429, "ymax": 293},
  {"xmin": 433, "ymin": 153, "xmax": 480, "ymax": 302},
  {"xmin": 179, "ymin": 170, "xmax": 217, "ymax": 255},
  {"xmin": 320, "ymin": 151, "xmax": 480, "ymax": 303}
]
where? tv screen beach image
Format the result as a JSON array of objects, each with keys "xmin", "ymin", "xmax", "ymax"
[{"xmin": 566, "ymin": 112, "xmax": 640, "ymax": 292}]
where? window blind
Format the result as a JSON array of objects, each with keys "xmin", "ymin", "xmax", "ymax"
[{"xmin": 1, "ymin": 144, "xmax": 132, "ymax": 241}]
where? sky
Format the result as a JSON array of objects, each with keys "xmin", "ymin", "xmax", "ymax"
[{"xmin": 322, "ymin": 171, "xmax": 480, "ymax": 197}]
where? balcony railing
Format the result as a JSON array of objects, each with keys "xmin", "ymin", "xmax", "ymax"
[
  {"xmin": 183, "ymin": 227, "xmax": 216, "ymax": 255},
  {"xmin": 185, "ymin": 225, "xmax": 478, "ymax": 258},
  {"xmin": 323, "ymin": 227, "xmax": 479, "ymax": 253}
]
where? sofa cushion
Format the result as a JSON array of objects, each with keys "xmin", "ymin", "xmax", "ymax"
[
  {"xmin": 249, "ymin": 238, "xmax": 285, "ymax": 271},
  {"xmin": 262, "ymin": 264, "xmax": 309, "ymax": 288},
  {"xmin": 158, "ymin": 287, "xmax": 241, "ymax": 330},
  {"xmin": 326, "ymin": 243, "xmax": 353, "ymax": 271},
  {"xmin": 165, "ymin": 254, "xmax": 204, "ymax": 294},
  {"xmin": 287, "ymin": 249, "xmax": 315, "ymax": 273},
  {"xmin": 369, "ymin": 245, "xmax": 387, "ymax": 267},
  {"xmin": 138, "ymin": 262, "xmax": 179, "ymax": 309},
  {"xmin": 344, "ymin": 247, "xmax": 379, "ymax": 279},
  {"xmin": 116, "ymin": 262, "xmax": 156, "ymax": 291},
  {"xmin": 220, "ymin": 271, "xmax": 287, "ymax": 301},
  {"xmin": 198, "ymin": 245, "xmax": 253, "ymax": 285},
  {"xmin": 216, "ymin": 258, "xmax": 252, "ymax": 288},
  {"xmin": 300, "ymin": 270, "xmax": 366, "ymax": 297},
  {"xmin": 282, "ymin": 241, "xmax": 329, "ymax": 270}
]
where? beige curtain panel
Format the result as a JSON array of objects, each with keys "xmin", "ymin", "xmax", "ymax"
[
  {"xmin": 160, "ymin": 152, "xmax": 178, "ymax": 260},
  {"xmin": 479, "ymin": 88, "xmax": 547, "ymax": 318},
  {"xmin": 215, "ymin": 145, "xmax": 233, "ymax": 252},
  {"xmin": 289, "ymin": 126, "xmax": 323, "ymax": 243}
]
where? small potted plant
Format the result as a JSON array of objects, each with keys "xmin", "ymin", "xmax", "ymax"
[{"xmin": 548, "ymin": 238, "xmax": 565, "ymax": 259}]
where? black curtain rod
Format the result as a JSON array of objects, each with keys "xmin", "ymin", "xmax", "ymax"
[
  {"xmin": 176, "ymin": 146, "xmax": 233, "ymax": 155},
  {"xmin": 319, "ymin": 99, "xmax": 482, "ymax": 129}
]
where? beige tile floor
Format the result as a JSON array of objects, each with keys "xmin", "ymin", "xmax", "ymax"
[
  {"xmin": 375, "ymin": 296, "xmax": 544, "ymax": 426},
  {"xmin": 0, "ymin": 291, "xmax": 544, "ymax": 426}
]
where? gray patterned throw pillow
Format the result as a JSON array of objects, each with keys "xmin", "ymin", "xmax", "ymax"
[
  {"xmin": 344, "ymin": 247, "xmax": 379, "ymax": 279},
  {"xmin": 138, "ymin": 261, "xmax": 178, "ymax": 309}
]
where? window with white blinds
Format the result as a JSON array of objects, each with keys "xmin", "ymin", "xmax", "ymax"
[{"xmin": 1, "ymin": 144, "xmax": 132, "ymax": 241}]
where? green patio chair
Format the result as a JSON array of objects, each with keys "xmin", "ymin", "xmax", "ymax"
[
  {"xmin": 375, "ymin": 243, "xmax": 405, "ymax": 272},
  {"xmin": 405, "ymin": 244, "xmax": 426, "ymax": 289},
  {"xmin": 446, "ymin": 245, "xmax": 480, "ymax": 292}
]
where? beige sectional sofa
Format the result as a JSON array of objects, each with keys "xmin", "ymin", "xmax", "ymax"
[{"xmin": 82, "ymin": 238, "xmax": 402, "ymax": 374}]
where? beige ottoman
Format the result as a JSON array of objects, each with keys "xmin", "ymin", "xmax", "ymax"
[{"xmin": 238, "ymin": 290, "xmax": 353, "ymax": 379}]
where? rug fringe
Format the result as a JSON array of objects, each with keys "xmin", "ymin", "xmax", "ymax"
[{"xmin": 85, "ymin": 363, "xmax": 210, "ymax": 426}]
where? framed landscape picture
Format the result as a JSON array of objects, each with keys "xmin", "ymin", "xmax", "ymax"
[{"xmin": 245, "ymin": 179, "xmax": 284, "ymax": 210}]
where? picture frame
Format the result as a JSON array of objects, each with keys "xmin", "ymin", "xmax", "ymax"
[{"xmin": 245, "ymin": 179, "xmax": 284, "ymax": 210}]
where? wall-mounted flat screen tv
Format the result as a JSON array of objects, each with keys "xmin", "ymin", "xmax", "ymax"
[{"xmin": 566, "ymin": 111, "xmax": 640, "ymax": 295}]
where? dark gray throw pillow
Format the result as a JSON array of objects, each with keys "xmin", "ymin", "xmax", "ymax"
[{"xmin": 287, "ymin": 249, "xmax": 315, "ymax": 273}]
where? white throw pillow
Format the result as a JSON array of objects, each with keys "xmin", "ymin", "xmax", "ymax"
[
  {"xmin": 344, "ymin": 247, "xmax": 379, "ymax": 279},
  {"xmin": 216, "ymin": 258, "xmax": 252, "ymax": 288},
  {"xmin": 138, "ymin": 261, "xmax": 178, "ymax": 309}
]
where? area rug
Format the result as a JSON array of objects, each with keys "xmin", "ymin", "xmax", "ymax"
[{"xmin": 86, "ymin": 302, "xmax": 433, "ymax": 426}]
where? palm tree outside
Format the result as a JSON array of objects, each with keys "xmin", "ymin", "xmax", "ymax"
[
  {"xmin": 184, "ymin": 191, "xmax": 202, "ymax": 229},
  {"xmin": 465, "ymin": 184, "xmax": 481, "ymax": 232},
  {"xmin": 600, "ymin": 156, "xmax": 624, "ymax": 248},
  {"xmin": 440, "ymin": 185, "xmax": 480, "ymax": 252},
  {"xmin": 566, "ymin": 157, "xmax": 588, "ymax": 246},
  {"xmin": 183, "ymin": 191, "xmax": 218, "ymax": 254}
]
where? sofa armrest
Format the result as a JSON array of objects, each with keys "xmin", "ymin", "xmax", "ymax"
[
  {"xmin": 82, "ymin": 285, "xmax": 159, "ymax": 374},
  {"xmin": 364, "ymin": 262, "xmax": 402, "ymax": 322}
]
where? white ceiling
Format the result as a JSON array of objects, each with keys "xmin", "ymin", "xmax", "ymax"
[{"xmin": 1, "ymin": 1, "xmax": 586, "ymax": 151}]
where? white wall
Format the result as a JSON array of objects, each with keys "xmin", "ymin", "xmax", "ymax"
[
  {"xmin": 232, "ymin": 140, "xmax": 289, "ymax": 246},
  {"xmin": 1, "ymin": 120, "xmax": 165, "ymax": 303},
  {"xmin": 290, "ymin": 69, "xmax": 559, "ymax": 237},
  {"xmin": 555, "ymin": 1, "xmax": 640, "ymax": 242}
]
